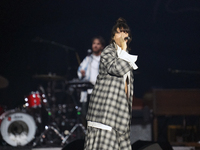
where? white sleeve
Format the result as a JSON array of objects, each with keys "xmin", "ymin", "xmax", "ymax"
[
  {"xmin": 117, "ymin": 49, "xmax": 138, "ymax": 70},
  {"xmin": 77, "ymin": 56, "xmax": 89, "ymax": 79}
]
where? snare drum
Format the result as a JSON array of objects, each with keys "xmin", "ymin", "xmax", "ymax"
[
  {"xmin": 0, "ymin": 110, "xmax": 36, "ymax": 146},
  {"xmin": 25, "ymin": 91, "xmax": 41, "ymax": 108}
]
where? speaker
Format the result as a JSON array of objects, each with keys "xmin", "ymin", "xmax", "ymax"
[
  {"xmin": 62, "ymin": 139, "xmax": 84, "ymax": 150},
  {"xmin": 130, "ymin": 122, "xmax": 152, "ymax": 144},
  {"xmin": 139, "ymin": 143, "xmax": 162, "ymax": 150},
  {"xmin": 132, "ymin": 140, "xmax": 173, "ymax": 150},
  {"xmin": 130, "ymin": 107, "xmax": 152, "ymax": 144}
]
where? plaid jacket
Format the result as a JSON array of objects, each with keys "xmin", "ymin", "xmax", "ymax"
[{"xmin": 86, "ymin": 43, "xmax": 134, "ymax": 135}]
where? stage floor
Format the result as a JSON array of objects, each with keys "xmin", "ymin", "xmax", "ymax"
[
  {"xmin": 0, "ymin": 146, "xmax": 197, "ymax": 150},
  {"xmin": 33, "ymin": 148, "xmax": 61, "ymax": 150},
  {"xmin": 0, "ymin": 147, "xmax": 62, "ymax": 150}
]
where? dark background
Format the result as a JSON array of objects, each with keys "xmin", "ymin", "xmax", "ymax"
[{"xmin": 0, "ymin": 0, "xmax": 200, "ymax": 108}]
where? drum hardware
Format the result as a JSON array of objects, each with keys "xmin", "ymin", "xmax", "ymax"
[
  {"xmin": 27, "ymin": 83, "xmax": 71, "ymax": 147},
  {"xmin": 31, "ymin": 37, "xmax": 80, "ymax": 65},
  {"xmin": 23, "ymin": 87, "xmax": 56, "ymax": 145},
  {"xmin": 32, "ymin": 37, "xmax": 75, "ymax": 51},
  {"xmin": 33, "ymin": 125, "xmax": 64, "ymax": 147},
  {"xmin": 0, "ymin": 38, "xmax": 84, "ymax": 146},
  {"xmin": 32, "ymin": 79, "xmax": 92, "ymax": 146},
  {"xmin": 27, "ymin": 77, "xmax": 92, "ymax": 146},
  {"xmin": 33, "ymin": 73, "xmax": 67, "ymax": 118},
  {"xmin": 24, "ymin": 91, "xmax": 42, "ymax": 108},
  {"xmin": 32, "ymin": 106, "xmax": 86, "ymax": 147},
  {"xmin": 0, "ymin": 110, "xmax": 36, "ymax": 146},
  {"xmin": 24, "ymin": 89, "xmax": 50, "ymax": 130},
  {"xmin": 0, "ymin": 77, "xmax": 92, "ymax": 147},
  {"xmin": 61, "ymin": 106, "xmax": 86, "ymax": 146},
  {"xmin": 60, "ymin": 79, "xmax": 93, "ymax": 145}
]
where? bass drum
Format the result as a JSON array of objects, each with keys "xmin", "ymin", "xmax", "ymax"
[{"xmin": 0, "ymin": 110, "xmax": 36, "ymax": 146}]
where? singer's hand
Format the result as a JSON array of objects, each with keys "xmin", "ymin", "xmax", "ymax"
[
  {"xmin": 120, "ymin": 34, "xmax": 127, "ymax": 51},
  {"xmin": 114, "ymin": 28, "xmax": 129, "ymax": 50},
  {"xmin": 80, "ymin": 70, "xmax": 85, "ymax": 77}
]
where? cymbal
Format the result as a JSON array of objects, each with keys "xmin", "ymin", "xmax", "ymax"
[
  {"xmin": 33, "ymin": 74, "xmax": 66, "ymax": 81},
  {"xmin": 0, "ymin": 75, "xmax": 9, "ymax": 88}
]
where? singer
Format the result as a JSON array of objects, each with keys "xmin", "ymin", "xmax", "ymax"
[{"xmin": 84, "ymin": 17, "xmax": 138, "ymax": 150}]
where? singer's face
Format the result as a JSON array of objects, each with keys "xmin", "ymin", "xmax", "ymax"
[
  {"xmin": 114, "ymin": 28, "xmax": 129, "ymax": 47},
  {"xmin": 92, "ymin": 39, "xmax": 103, "ymax": 53}
]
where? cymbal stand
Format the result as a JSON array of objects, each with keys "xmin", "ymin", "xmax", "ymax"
[
  {"xmin": 47, "ymin": 79, "xmax": 94, "ymax": 145},
  {"xmin": 61, "ymin": 106, "xmax": 86, "ymax": 145},
  {"xmin": 33, "ymin": 125, "xmax": 64, "ymax": 147},
  {"xmin": 33, "ymin": 77, "xmax": 63, "ymax": 147}
]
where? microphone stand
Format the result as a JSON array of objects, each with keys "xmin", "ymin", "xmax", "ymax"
[{"xmin": 32, "ymin": 37, "xmax": 81, "ymax": 65}]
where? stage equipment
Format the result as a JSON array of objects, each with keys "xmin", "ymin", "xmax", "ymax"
[
  {"xmin": 130, "ymin": 107, "xmax": 152, "ymax": 144},
  {"xmin": 67, "ymin": 79, "xmax": 94, "ymax": 90},
  {"xmin": 61, "ymin": 79, "xmax": 93, "ymax": 145},
  {"xmin": 32, "ymin": 74, "xmax": 66, "ymax": 121},
  {"xmin": 144, "ymin": 89, "xmax": 200, "ymax": 142},
  {"xmin": 168, "ymin": 125, "xmax": 197, "ymax": 143},
  {"xmin": 61, "ymin": 107, "xmax": 86, "ymax": 146},
  {"xmin": 132, "ymin": 140, "xmax": 173, "ymax": 150},
  {"xmin": 32, "ymin": 125, "xmax": 64, "ymax": 147},
  {"xmin": 62, "ymin": 139, "xmax": 84, "ymax": 150},
  {"xmin": 0, "ymin": 110, "xmax": 36, "ymax": 146},
  {"xmin": 31, "ymin": 37, "xmax": 80, "ymax": 64},
  {"xmin": 24, "ymin": 90, "xmax": 48, "ymax": 108},
  {"xmin": 29, "ymin": 76, "xmax": 93, "ymax": 146},
  {"xmin": 24, "ymin": 91, "xmax": 42, "ymax": 108}
]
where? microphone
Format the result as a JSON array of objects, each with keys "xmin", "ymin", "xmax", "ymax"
[
  {"xmin": 87, "ymin": 49, "xmax": 92, "ymax": 55},
  {"xmin": 124, "ymin": 37, "xmax": 130, "ymax": 41}
]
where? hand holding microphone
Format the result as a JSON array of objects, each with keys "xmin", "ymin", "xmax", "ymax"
[
  {"xmin": 120, "ymin": 34, "xmax": 130, "ymax": 50},
  {"xmin": 124, "ymin": 37, "xmax": 130, "ymax": 41}
]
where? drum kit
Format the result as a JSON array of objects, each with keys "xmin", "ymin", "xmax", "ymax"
[{"xmin": 0, "ymin": 74, "xmax": 93, "ymax": 147}]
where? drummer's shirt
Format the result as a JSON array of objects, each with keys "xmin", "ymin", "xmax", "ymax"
[
  {"xmin": 78, "ymin": 54, "xmax": 100, "ymax": 102},
  {"xmin": 89, "ymin": 54, "xmax": 100, "ymax": 85}
]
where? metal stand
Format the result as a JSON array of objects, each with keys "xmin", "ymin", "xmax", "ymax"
[
  {"xmin": 61, "ymin": 106, "xmax": 86, "ymax": 145},
  {"xmin": 33, "ymin": 105, "xmax": 87, "ymax": 147},
  {"xmin": 33, "ymin": 125, "xmax": 64, "ymax": 147},
  {"xmin": 32, "ymin": 79, "xmax": 92, "ymax": 147},
  {"xmin": 61, "ymin": 123, "xmax": 86, "ymax": 145}
]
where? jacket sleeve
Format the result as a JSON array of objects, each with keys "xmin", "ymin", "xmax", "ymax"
[{"xmin": 101, "ymin": 46, "xmax": 133, "ymax": 77}]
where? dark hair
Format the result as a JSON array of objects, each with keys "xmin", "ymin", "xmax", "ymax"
[
  {"xmin": 110, "ymin": 17, "xmax": 132, "ymax": 50},
  {"xmin": 92, "ymin": 36, "xmax": 106, "ymax": 48}
]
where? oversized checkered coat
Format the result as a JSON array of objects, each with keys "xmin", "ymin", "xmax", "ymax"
[{"xmin": 86, "ymin": 43, "xmax": 134, "ymax": 135}]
